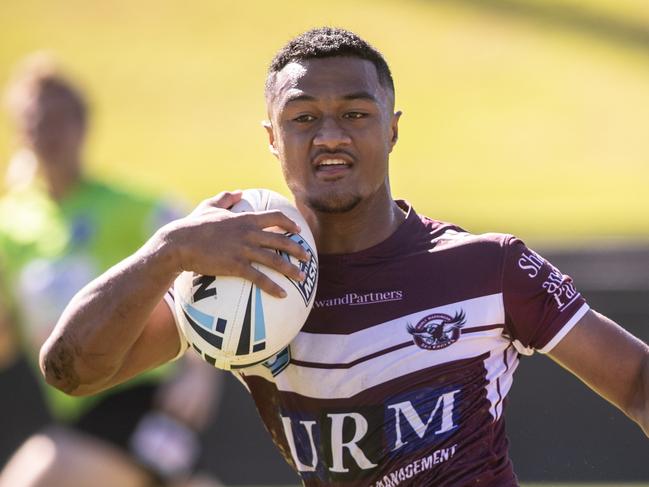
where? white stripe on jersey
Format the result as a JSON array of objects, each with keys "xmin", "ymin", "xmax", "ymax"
[
  {"xmin": 292, "ymin": 293, "xmax": 505, "ymax": 364},
  {"xmin": 244, "ymin": 293, "xmax": 508, "ymax": 399}
]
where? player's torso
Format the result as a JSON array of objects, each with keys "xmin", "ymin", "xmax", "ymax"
[{"xmin": 237, "ymin": 213, "xmax": 520, "ymax": 487}]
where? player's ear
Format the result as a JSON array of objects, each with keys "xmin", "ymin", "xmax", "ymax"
[
  {"xmin": 262, "ymin": 120, "xmax": 279, "ymax": 159},
  {"xmin": 389, "ymin": 110, "xmax": 402, "ymax": 151}
]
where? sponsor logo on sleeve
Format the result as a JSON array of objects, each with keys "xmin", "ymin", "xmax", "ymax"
[
  {"xmin": 517, "ymin": 251, "xmax": 580, "ymax": 312},
  {"xmin": 542, "ymin": 268, "xmax": 580, "ymax": 311},
  {"xmin": 517, "ymin": 250, "xmax": 545, "ymax": 278}
]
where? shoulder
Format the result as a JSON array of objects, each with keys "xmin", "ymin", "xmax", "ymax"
[
  {"xmin": 398, "ymin": 203, "xmax": 524, "ymax": 272},
  {"xmin": 418, "ymin": 212, "xmax": 516, "ymax": 256}
]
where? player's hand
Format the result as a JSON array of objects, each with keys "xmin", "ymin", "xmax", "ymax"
[{"xmin": 161, "ymin": 190, "xmax": 309, "ymax": 298}]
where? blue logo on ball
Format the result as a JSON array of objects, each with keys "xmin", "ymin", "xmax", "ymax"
[{"xmin": 278, "ymin": 233, "xmax": 318, "ymax": 306}]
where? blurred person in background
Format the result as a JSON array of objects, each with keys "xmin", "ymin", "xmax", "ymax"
[{"xmin": 0, "ymin": 54, "xmax": 223, "ymax": 487}]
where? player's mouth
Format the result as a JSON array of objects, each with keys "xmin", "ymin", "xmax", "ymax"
[{"xmin": 312, "ymin": 154, "xmax": 354, "ymax": 179}]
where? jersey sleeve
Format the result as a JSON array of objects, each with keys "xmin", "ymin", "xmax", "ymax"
[
  {"xmin": 502, "ymin": 236, "xmax": 589, "ymax": 355},
  {"xmin": 163, "ymin": 288, "xmax": 190, "ymax": 361}
]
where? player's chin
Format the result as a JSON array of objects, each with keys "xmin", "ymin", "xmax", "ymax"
[{"xmin": 306, "ymin": 192, "xmax": 362, "ymax": 214}]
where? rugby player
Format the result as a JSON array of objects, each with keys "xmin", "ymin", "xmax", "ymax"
[{"xmin": 40, "ymin": 28, "xmax": 649, "ymax": 486}]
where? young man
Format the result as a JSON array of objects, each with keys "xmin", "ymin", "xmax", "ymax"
[
  {"xmin": 0, "ymin": 55, "xmax": 223, "ymax": 487},
  {"xmin": 40, "ymin": 28, "xmax": 648, "ymax": 486}
]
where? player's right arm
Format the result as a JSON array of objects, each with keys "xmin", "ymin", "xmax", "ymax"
[{"xmin": 40, "ymin": 191, "xmax": 308, "ymax": 396}]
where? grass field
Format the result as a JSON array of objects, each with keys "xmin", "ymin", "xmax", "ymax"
[{"xmin": 1, "ymin": 0, "xmax": 649, "ymax": 242}]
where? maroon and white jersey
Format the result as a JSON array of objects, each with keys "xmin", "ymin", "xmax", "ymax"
[{"xmin": 176, "ymin": 202, "xmax": 589, "ymax": 486}]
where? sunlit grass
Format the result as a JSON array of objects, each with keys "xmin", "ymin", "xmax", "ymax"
[{"xmin": 1, "ymin": 0, "xmax": 648, "ymax": 242}]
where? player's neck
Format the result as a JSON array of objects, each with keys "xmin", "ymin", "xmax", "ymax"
[
  {"xmin": 304, "ymin": 188, "xmax": 406, "ymax": 255},
  {"xmin": 39, "ymin": 158, "xmax": 83, "ymax": 202}
]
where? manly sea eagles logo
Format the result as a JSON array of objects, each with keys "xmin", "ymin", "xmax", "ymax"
[{"xmin": 407, "ymin": 311, "xmax": 466, "ymax": 350}]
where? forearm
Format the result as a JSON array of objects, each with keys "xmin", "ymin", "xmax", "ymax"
[
  {"xmin": 550, "ymin": 310, "xmax": 649, "ymax": 438},
  {"xmin": 40, "ymin": 227, "xmax": 180, "ymax": 395}
]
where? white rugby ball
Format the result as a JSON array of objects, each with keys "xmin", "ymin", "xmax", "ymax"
[{"xmin": 173, "ymin": 189, "xmax": 318, "ymax": 370}]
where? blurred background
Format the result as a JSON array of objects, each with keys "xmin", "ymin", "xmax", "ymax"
[{"xmin": 0, "ymin": 0, "xmax": 648, "ymax": 485}]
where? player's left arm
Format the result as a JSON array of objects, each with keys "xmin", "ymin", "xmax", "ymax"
[{"xmin": 548, "ymin": 309, "xmax": 649, "ymax": 436}]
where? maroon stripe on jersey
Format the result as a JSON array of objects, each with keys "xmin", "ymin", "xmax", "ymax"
[
  {"xmin": 462, "ymin": 323, "xmax": 504, "ymax": 334},
  {"xmin": 166, "ymin": 289, "xmax": 174, "ymax": 301},
  {"xmin": 290, "ymin": 340, "xmax": 414, "ymax": 369}
]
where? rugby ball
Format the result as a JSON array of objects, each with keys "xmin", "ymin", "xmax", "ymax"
[{"xmin": 173, "ymin": 189, "xmax": 318, "ymax": 370}]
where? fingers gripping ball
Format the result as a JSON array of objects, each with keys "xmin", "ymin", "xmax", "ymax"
[{"xmin": 174, "ymin": 189, "xmax": 319, "ymax": 370}]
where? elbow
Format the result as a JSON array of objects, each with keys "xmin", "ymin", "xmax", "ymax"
[
  {"xmin": 39, "ymin": 335, "xmax": 90, "ymax": 397},
  {"xmin": 40, "ymin": 335, "xmax": 120, "ymax": 397}
]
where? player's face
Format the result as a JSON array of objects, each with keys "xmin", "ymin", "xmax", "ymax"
[
  {"xmin": 265, "ymin": 57, "xmax": 400, "ymax": 214},
  {"xmin": 17, "ymin": 88, "xmax": 85, "ymax": 167}
]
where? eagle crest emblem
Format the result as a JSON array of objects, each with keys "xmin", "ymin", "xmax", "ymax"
[{"xmin": 407, "ymin": 310, "xmax": 466, "ymax": 350}]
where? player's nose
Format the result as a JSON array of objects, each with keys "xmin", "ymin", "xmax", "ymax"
[{"xmin": 313, "ymin": 116, "xmax": 351, "ymax": 149}]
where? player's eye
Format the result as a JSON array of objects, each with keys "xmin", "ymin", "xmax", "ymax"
[
  {"xmin": 344, "ymin": 111, "xmax": 368, "ymax": 120},
  {"xmin": 293, "ymin": 114, "xmax": 316, "ymax": 123}
]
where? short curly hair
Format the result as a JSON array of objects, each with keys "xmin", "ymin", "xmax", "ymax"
[{"xmin": 266, "ymin": 27, "xmax": 394, "ymax": 96}]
